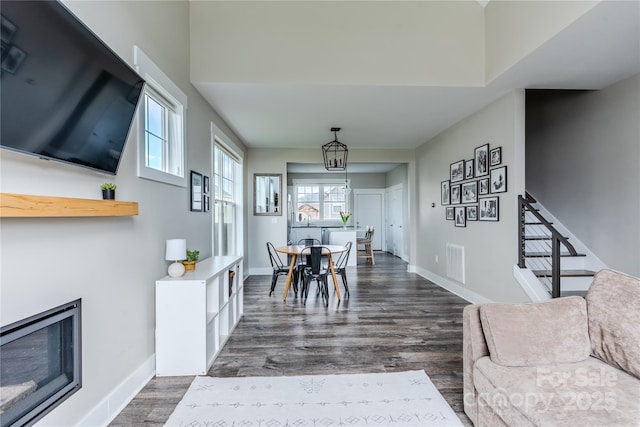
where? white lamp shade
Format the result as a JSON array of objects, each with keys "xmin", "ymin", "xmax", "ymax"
[{"xmin": 165, "ymin": 239, "xmax": 186, "ymax": 261}]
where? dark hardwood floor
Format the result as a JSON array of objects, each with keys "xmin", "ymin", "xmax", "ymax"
[{"xmin": 110, "ymin": 252, "xmax": 473, "ymax": 426}]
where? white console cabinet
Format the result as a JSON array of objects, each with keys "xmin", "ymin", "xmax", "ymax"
[{"xmin": 155, "ymin": 256, "xmax": 243, "ymax": 376}]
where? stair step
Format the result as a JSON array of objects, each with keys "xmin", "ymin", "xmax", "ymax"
[
  {"xmin": 524, "ymin": 235, "xmax": 552, "ymax": 240},
  {"xmin": 533, "ymin": 269, "xmax": 596, "ymax": 278},
  {"xmin": 525, "ymin": 221, "xmax": 553, "ymax": 225},
  {"xmin": 525, "ymin": 252, "xmax": 586, "ymax": 258}
]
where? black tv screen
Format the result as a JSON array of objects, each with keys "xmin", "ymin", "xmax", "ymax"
[{"xmin": 0, "ymin": 0, "xmax": 145, "ymax": 175}]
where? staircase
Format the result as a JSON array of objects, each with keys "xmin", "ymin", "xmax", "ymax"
[{"xmin": 518, "ymin": 193, "xmax": 596, "ymax": 298}]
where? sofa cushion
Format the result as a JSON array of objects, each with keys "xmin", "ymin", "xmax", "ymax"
[
  {"xmin": 480, "ymin": 296, "xmax": 590, "ymax": 367},
  {"xmin": 587, "ymin": 269, "xmax": 640, "ymax": 380},
  {"xmin": 473, "ymin": 356, "xmax": 640, "ymax": 427}
]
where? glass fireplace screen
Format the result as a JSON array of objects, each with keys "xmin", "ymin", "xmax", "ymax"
[{"xmin": 0, "ymin": 299, "xmax": 81, "ymax": 427}]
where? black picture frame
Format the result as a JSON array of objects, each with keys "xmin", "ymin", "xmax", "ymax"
[
  {"xmin": 450, "ymin": 160, "xmax": 464, "ymax": 183},
  {"xmin": 446, "ymin": 207, "xmax": 454, "ymax": 220},
  {"xmin": 465, "ymin": 159, "xmax": 474, "ymax": 180},
  {"xmin": 461, "ymin": 181, "xmax": 477, "ymax": 203},
  {"xmin": 478, "ymin": 177, "xmax": 489, "ymax": 195},
  {"xmin": 454, "ymin": 206, "xmax": 466, "ymax": 227},
  {"xmin": 479, "ymin": 197, "xmax": 499, "ymax": 221},
  {"xmin": 490, "ymin": 165, "xmax": 507, "ymax": 193},
  {"xmin": 203, "ymin": 175, "xmax": 210, "ymax": 194},
  {"xmin": 490, "ymin": 147, "xmax": 502, "ymax": 167},
  {"xmin": 190, "ymin": 171, "xmax": 203, "ymax": 212},
  {"xmin": 441, "ymin": 180, "xmax": 450, "ymax": 205},
  {"xmin": 204, "ymin": 194, "xmax": 210, "ymax": 212},
  {"xmin": 451, "ymin": 184, "xmax": 461, "ymax": 204},
  {"xmin": 466, "ymin": 206, "xmax": 478, "ymax": 221},
  {"xmin": 474, "ymin": 144, "xmax": 489, "ymax": 177}
]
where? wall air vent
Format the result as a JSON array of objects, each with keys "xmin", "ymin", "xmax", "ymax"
[{"xmin": 446, "ymin": 243, "xmax": 465, "ymax": 284}]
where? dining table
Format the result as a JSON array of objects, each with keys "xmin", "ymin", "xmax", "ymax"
[{"xmin": 275, "ymin": 244, "xmax": 348, "ymax": 302}]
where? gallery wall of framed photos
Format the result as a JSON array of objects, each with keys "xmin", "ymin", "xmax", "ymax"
[{"xmin": 441, "ymin": 143, "xmax": 506, "ymax": 227}]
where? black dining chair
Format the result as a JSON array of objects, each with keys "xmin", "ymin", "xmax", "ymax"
[
  {"xmin": 267, "ymin": 242, "xmax": 297, "ymax": 296},
  {"xmin": 295, "ymin": 238, "xmax": 321, "ymax": 288},
  {"xmin": 332, "ymin": 241, "xmax": 352, "ymax": 297},
  {"xmin": 299, "ymin": 246, "xmax": 330, "ymax": 306}
]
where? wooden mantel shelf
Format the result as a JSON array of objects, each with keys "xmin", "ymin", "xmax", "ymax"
[{"xmin": 0, "ymin": 193, "xmax": 138, "ymax": 218}]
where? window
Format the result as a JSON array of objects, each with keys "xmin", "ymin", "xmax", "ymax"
[
  {"xmin": 134, "ymin": 46, "xmax": 187, "ymax": 187},
  {"xmin": 213, "ymin": 143, "xmax": 240, "ymax": 256},
  {"xmin": 293, "ymin": 180, "xmax": 349, "ymax": 222}
]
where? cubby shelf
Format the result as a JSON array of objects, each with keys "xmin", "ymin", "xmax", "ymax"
[
  {"xmin": 0, "ymin": 193, "xmax": 138, "ymax": 217},
  {"xmin": 155, "ymin": 256, "xmax": 244, "ymax": 376}
]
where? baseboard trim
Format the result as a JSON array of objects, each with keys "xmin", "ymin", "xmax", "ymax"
[
  {"xmin": 78, "ymin": 354, "xmax": 155, "ymax": 426},
  {"xmin": 250, "ymin": 267, "xmax": 272, "ymax": 276},
  {"xmin": 415, "ymin": 267, "xmax": 493, "ymax": 304}
]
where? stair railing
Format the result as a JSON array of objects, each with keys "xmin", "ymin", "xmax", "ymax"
[{"xmin": 518, "ymin": 193, "xmax": 578, "ymax": 298}]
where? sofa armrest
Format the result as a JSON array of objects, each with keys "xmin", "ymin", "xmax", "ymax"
[{"xmin": 463, "ymin": 304, "xmax": 489, "ymax": 425}]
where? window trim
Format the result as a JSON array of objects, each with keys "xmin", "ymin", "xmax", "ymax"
[
  {"xmin": 292, "ymin": 178, "xmax": 350, "ymax": 223},
  {"xmin": 134, "ymin": 46, "xmax": 187, "ymax": 187},
  {"xmin": 212, "ymin": 139, "xmax": 242, "ymax": 256}
]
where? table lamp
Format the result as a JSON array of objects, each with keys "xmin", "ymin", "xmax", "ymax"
[{"xmin": 166, "ymin": 238, "xmax": 187, "ymax": 278}]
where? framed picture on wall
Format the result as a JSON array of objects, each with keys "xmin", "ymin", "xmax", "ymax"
[
  {"xmin": 203, "ymin": 175, "xmax": 210, "ymax": 194},
  {"xmin": 479, "ymin": 197, "xmax": 499, "ymax": 221},
  {"xmin": 467, "ymin": 206, "xmax": 478, "ymax": 221},
  {"xmin": 190, "ymin": 170, "xmax": 203, "ymax": 212},
  {"xmin": 446, "ymin": 207, "xmax": 454, "ymax": 220},
  {"xmin": 450, "ymin": 160, "xmax": 464, "ymax": 183},
  {"xmin": 478, "ymin": 177, "xmax": 489, "ymax": 195},
  {"xmin": 474, "ymin": 144, "xmax": 489, "ymax": 177},
  {"xmin": 465, "ymin": 159, "xmax": 474, "ymax": 180},
  {"xmin": 461, "ymin": 181, "xmax": 477, "ymax": 203},
  {"xmin": 441, "ymin": 180, "xmax": 450, "ymax": 205},
  {"xmin": 490, "ymin": 147, "xmax": 502, "ymax": 166},
  {"xmin": 454, "ymin": 206, "xmax": 466, "ymax": 227},
  {"xmin": 451, "ymin": 184, "xmax": 461, "ymax": 204},
  {"xmin": 490, "ymin": 166, "xmax": 507, "ymax": 193}
]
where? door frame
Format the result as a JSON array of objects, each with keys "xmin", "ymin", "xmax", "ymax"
[
  {"xmin": 353, "ymin": 188, "xmax": 385, "ymax": 251},
  {"xmin": 385, "ymin": 183, "xmax": 406, "ymax": 260}
]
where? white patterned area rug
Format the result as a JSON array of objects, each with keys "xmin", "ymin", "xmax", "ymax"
[{"xmin": 165, "ymin": 370, "xmax": 463, "ymax": 427}]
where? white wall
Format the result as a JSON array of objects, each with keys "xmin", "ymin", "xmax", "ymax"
[
  {"xmin": 485, "ymin": 0, "xmax": 597, "ymax": 83},
  {"xmin": 415, "ymin": 90, "xmax": 529, "ymax": 303},
  {"xmin": 0, "ymin": 1, "xmax": 245, "ymax": 425},
  {"xmin": 526, "ymin": 73, "xmax": 640, "ymax": 276}
]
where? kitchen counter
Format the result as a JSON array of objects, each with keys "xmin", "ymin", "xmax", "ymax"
[{"xmin": 327, "ymin": 229, "xmax": 357, "ymax": 266}]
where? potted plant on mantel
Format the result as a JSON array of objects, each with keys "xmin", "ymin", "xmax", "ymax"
[
  {"xmin": 100, "ymin": 183, "xmax": 116, "ymax": 200},
  {"xmin": 183, "ymin": 249, "xmax": 199, "ymax": 271}
]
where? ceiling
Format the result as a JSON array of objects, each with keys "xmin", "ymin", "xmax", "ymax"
[{"xmin": 193, "ymin": 1, "xmax": 639, "ymax": 162}]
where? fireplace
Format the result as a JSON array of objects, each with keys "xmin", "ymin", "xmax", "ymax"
[{"xmin": 0, "ymin": 300, "xmax": 81, "ymax": 427}]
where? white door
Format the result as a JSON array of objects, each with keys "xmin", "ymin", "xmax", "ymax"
[
  {"xmin": 354, "ymin": 190, "xmax": 384, "ymax": 250},
  {"xmin": 386, "ymin": 185, "xmax": 405, "ymax": 259}
]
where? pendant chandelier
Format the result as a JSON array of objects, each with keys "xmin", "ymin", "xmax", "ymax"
[{"xmin": 322, "ymin": 127, "xmax": 348, "ymax": 171}]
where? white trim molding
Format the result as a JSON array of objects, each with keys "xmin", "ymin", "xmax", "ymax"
[
  {"xmin": 78, "ymin": 355, "xmax": 155, "ymax": 427},
  {"xmin": 415, "ymin": 266, "xmax": 493, "ymax": 304}
]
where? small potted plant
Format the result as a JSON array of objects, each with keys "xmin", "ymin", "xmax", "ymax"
[
  {"xmin": 183, "ymin": 249, "xmax": 200, "ymax": 271},
  {"xmin": 100, "ymin": 183, "xmax": 117, "ymax": 200}
]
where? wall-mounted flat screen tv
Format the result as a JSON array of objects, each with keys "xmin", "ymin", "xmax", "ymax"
[{"xmin": 0, "ymin": 0, "xmax": 145, "ymax": 175}]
